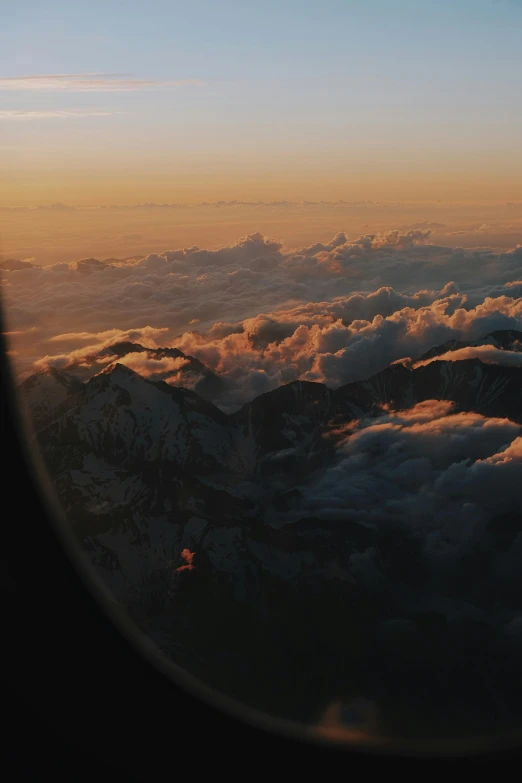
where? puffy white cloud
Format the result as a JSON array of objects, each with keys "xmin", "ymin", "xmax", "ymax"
[
  {"xmin": 414, "ymin": 344, "xmax": 522, "ymax": 368},
  {"xmin": 170, "ymin": 292, "xmax": 522, "ymax": 409},
  {"xmin": 31, "ymin": 327, "xmax": 169, "ymax": 378},
  {"xmin": 110, "ymin": 353, "xmax": 191, "ymax": 383}
]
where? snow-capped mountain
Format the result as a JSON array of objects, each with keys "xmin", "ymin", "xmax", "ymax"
[
  {"xmin": 340, "ymin": 355, "xmax": 522, "ymax": 424},
  {"xmin": 419, "ymin": 328, "xmax": 522, "ymax": 360},
  {"xmin": 96, "ymin": 340, "xmax": 225, "ymax": 401},
  {"xmin": 41, "ymin": 362, "xmax": 242, "ymax": 472},
  {"xmin": 18, "ymin": 328, "xmax": 522, "ymax": 734},
  {"xmin": 19, "ymin": 366, "xmax": 83, "ymax": 427}
]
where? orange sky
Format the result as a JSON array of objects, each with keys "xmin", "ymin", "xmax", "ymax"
[{"xmin": 3, "ymin": 148, "xmax": 522, "ymax": 208}]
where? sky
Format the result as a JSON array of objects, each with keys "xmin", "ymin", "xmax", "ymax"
[{"xmin": 2, "ymin": 0, "xmax": 522, "ymax": 206}]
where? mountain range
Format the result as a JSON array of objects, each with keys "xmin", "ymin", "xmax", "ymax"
[{"xmin": 17, "ymin": 329, "xmax": 522, "ymax": 739}]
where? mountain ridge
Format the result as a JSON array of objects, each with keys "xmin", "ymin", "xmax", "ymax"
[
  {"xmin": 15, "ymin": 325, "xmax": 522, "ymax": 734},
  {"xmin": 22, "ymin": 328, "xmax": 522, "ymax": 434}
]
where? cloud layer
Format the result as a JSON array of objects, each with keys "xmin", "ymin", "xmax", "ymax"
[
  {"xmin": 2, "ymin": 229, "xmax": 521, "ymax": 407},
  {"xmin": 304, "ymin": 400, "xmax": 522, "ymax": 533},
  {"xmin": 414, "ymin": 343, "xmax": 522, "ymax": 369}
]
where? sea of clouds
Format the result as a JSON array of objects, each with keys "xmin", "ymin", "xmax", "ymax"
[{"xmin": 2, "ymin": 228, "xmax": 521, "ymax": 410}]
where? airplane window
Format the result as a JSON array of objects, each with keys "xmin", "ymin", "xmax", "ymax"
[{"xmin": 2, "ymin": 0, "xmax": 522, "ymax": 757}]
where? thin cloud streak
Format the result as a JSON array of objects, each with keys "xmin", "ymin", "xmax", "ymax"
[
  {"xmin": 0, "ymin": 110, "xmax": 123, "ymax": 119},
  {"xmin": 0, "ymin": 74, "xmax": 204, "ymax": 92}
]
